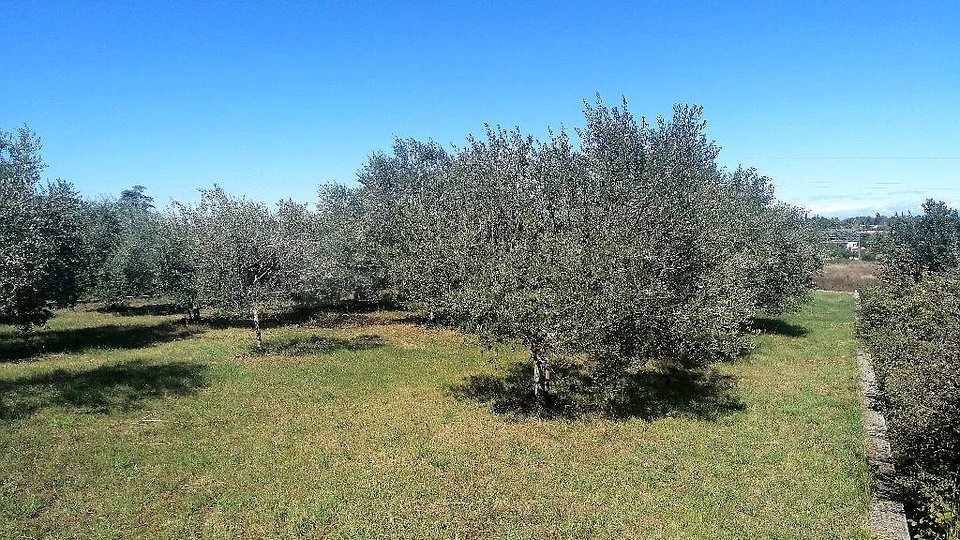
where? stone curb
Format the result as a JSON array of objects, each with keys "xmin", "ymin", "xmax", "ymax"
[{"xmin": 853, "ymin": 292, "xmax": 911, "ymax": 540}]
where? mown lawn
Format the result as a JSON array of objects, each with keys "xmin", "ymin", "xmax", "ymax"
[{"xmin": 0, "ymin": 292, "xmax": 870, "ymax": 539}]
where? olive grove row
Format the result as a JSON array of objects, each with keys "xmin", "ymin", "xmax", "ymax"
[{"xmin": 1, "ymin": 100, "xmax": 822, "ymax": 407}]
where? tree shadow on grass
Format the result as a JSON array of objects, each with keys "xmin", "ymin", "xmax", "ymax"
[
  {"xmin": 0, "ymin": 323, "xmax": 203, "ymax": 363},
  {"xmin": 296, "ymin": 312, "xmax": 402, "ymax": 329},
  {"xmin": 254, "ymin": 333, "xmax": 386, "ymax": 357},
  {"xmin": 283, "ymin": 299, "xmax": 400, "ymax": 323},
  {"xmin": 751, "ymin": 317, "xmax": 808, "ymax": 338},
  {"xmin": 93, "ymin": 303, "xmax": 184, "ymax": 317},
  {"xmin": 219, "ymin": 314, "xmax": 405, "ymax": 333},
  {"xmin": 452, "ymin": 362, "xmax": 745, "ymax": 421},
  {"xmin": 0, "ymin": 360, "xmax": 208, "ymax": 420},
  {"xmin": 205, "ymin": 300, "xmax": 403, "ymax": 332}
]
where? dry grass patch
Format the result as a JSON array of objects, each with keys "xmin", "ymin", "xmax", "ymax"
[{"xmin": 816, "ymin": 261, "xmax": 880, "ymax": 292}]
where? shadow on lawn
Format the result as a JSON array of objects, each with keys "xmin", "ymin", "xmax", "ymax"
[
  {"xmin": 751, "ymin": 317, "xmax": 808, "ymax": 338},
  {"xmin": 0, "ymin": 360, "xmax": 208, "ymax": 420},
  {"xmin": 301, "ymin": 312, "xmax": 408, "ymax": 329},
  {"xmin": 0, "ymin": 322, "xmax": 203, "ymax": 363},
  {"xmin": 453, "ymin": 362, "xmax": 744, "ymax": 421},
  {"xmin": 255, "ymin": 333, "xmax": 386, "ymax": 357},
  {"xmin": 93, "ymin": 303, "xmax": 184, "ymax": 317},
  {"xmin": 205, "ymin": 299, "xmax": 403, "ymax": 331}
]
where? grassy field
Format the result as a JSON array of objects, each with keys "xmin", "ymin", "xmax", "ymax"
[{"xmin": 0, "ymin": 292, "xmax": 870, "ymax": 539}]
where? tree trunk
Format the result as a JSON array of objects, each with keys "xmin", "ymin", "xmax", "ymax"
[
  {"xmin": 252, "ymin": 305, "xmax": 263, "ymax": 350},
  {"xmin": 532, "ymin": 348, "xmax": 549, "ymax": 411},
  {"xmin": 188, "ymin": 297, "xmax": 200, "ymax": 322}
]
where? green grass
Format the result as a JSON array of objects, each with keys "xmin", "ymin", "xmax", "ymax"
[{"xmin": 0, "ymin": 292, "xmax": 870, "ymax": 539}]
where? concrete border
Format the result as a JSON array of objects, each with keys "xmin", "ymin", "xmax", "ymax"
[{"xmin": 854, "ymin": 292, "xmax": 911, "ymax": 540}]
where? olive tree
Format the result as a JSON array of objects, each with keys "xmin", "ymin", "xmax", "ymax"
[
  {"xmin": 362, "ymin": 100, "xmax": 820, "ymax": 410},
  {"xmin": 307, "ymin": 183, "xmax": 387, "ymax": 305},
  {"xmin": 0, "ymin": 126, "xmax": 85, "ymax": 330},
  {"xmin": 361, "ymin": 132, "xmax": 545, "ymax": 397},
  {"xmin": 723, "ymin": 166, "xmax": 822, "ymax": 313},
  {"xmin": 878, "ymin": 199, "xmax": 960, "ymax": 285},
  {"xmin": 568, "ymin": 102, "xmax": 762, "ymax": 392},
  {"xmin": 181, "ymin": 186, "xmax": 309, "ymax": 348},
  {"xmin": 573, "ymin": 103, "xmax": 819, "ymax": 395},
  {"xmin": 357, "ymin": 139, "xmax": 452, "ymax": 316},
  {"xmin": 437, "ymin": 127, "xmax": 583, "ymax": 403},
  {"xmin": 155, "ymin": 206, "xmax": 203, "ymax": 320}
]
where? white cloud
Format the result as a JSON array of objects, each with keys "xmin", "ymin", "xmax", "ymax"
[{"xmin": 791, "ymin": 195, "xmax": 960, "ymax": 217}]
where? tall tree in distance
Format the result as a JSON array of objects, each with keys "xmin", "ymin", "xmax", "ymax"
[{"xmin": 119, "ymin": 184, "xmax": 155, "ymax": 211}]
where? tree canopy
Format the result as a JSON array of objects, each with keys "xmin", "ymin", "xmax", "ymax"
[
  {"xmin": 2, "ymin": 102, "xmax": 822, "ymax": 406},
  {"xmin": 0, "ymin": 127, "xmax": 84, "ymax": 330},
  {"xmin": 360, "ymin": 100, "xmax": 821, "ymax": 408}
]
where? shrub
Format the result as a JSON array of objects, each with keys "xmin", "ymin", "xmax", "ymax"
[{"xmin": 859, "ymin": 201, "xmax": 960, "ymax": 539}]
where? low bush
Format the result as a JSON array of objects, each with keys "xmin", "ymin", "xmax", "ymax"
[{"xmin": 859, "ymin": 201, "xmax": 960, "ymax": 539}]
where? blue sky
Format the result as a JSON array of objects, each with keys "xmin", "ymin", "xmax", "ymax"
[{"xmin": 2, "ymin": 1, "xmax": 957, "ymax": 216}]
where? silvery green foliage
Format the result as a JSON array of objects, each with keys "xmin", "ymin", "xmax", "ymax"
[
  {"xmin": 309, "ymin": 183, "xmax": 387, "ymax": 304},
  {"xmin": 78, "ymin": 198, "xmax": 122, "ymax": 296},
  {"xmin": 859, "ymin": 245, "xmax": 960, "ymax": 539},
  {"xmin": 723, "ymin": 167, "xmax": 823, "ymax": 313},
  {"xmin": 877, "ymin": 199, "xmax": 960, "ymax": 285},
  {"xmin": 0, "ymin": 126, "xmax": 85, "ymax": 330},
  {"xmin": 357, "ymin": 139, "xmax": 451, "ymax": 314},
  {"xmin": 275, "ymin": 197, "xmax": 317, "ymax": 298},
  {"xmin": 362, "ymin": 100, "xmax": 820, "ymax": 405},
  {"xmin": 177, "ymin": 186, "xmax": 310, "ymax": 346},
  {"xmin": 155, "ymin": 206, "xmax": 202, "ymax": 319}
]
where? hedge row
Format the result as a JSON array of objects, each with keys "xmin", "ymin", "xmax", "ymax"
[{"xmin": 859, "ymin": 201, "xmax": 960, "ymax": 540}]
